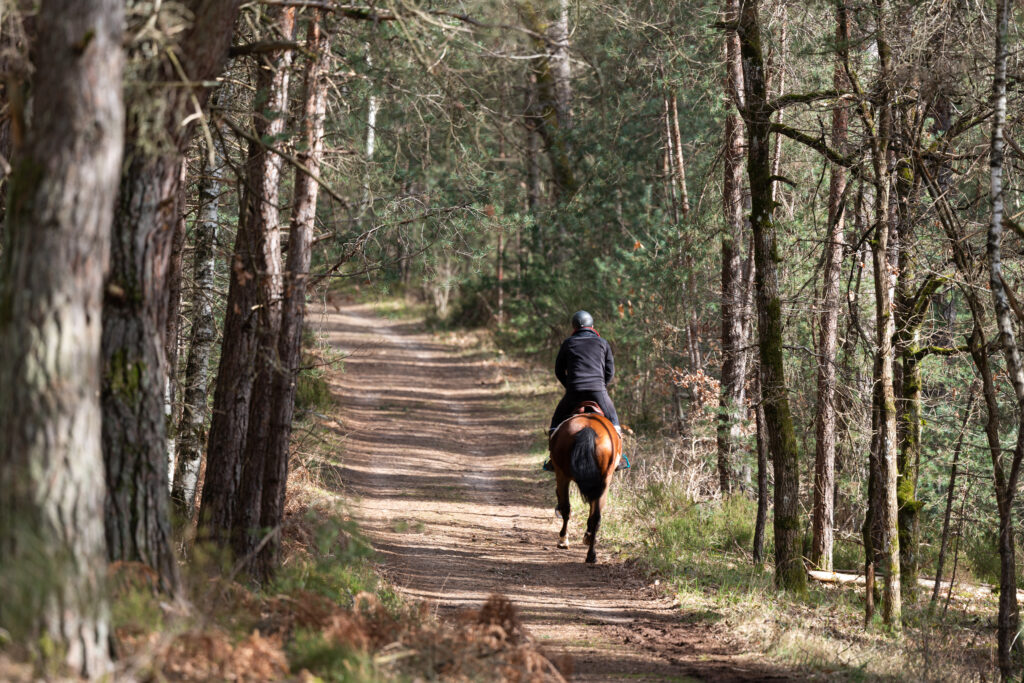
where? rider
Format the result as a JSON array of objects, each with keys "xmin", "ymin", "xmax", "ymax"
[{"xmin": 545, "ymin": 310, "xmax": 626, "ymax": 470}]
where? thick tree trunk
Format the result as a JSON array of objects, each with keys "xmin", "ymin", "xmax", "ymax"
[
  {"xmin": 232, "ymin": 7, "xmax": 296, "ymax": 562},
  {"xmin": 103, "ymin": 151, "xmax": 185, "ymax": 590},
  {"xmin": 252, "ymin": 13, "xmax": 330, "ymax": 579},
  {"xmin": 811, "ymin": 0, "xmax": 848, "ymax": 573},
  {"xmin": 172, "ymin": 138, "xmax": 224, "ymax": 520},
  {"xmin": 520, "ymin": 0, "xmax": 576, "ymax": 200},
  {"xmin": 548, "ymin": 0, "xmax": 572, "ymax": 131},
  {"xmin": 717, "ymin": 0, "xmax": 747, "ymax": 495},
  {"xmin": 736, "ymin": 0, "xmax": 806, "ymax": 594},
  {"xmin": 202, "ymin": 7, "xmax": 294, "ymax": 548},
  {"xmin": 102, "ymin": 0, "xmax": 241, "ymax": 591},
  {"xmin": 986, "ymin": 2, "xmax": 1023, "ymax": 674},
  {"xmin": 0, "ymin": 1, "xmax": 123, "ymax": 676}
]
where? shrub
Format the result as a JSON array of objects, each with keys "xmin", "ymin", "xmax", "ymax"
[{"xmin": 295, "ymin": 362, "xmax": 333, "ymax": 413}]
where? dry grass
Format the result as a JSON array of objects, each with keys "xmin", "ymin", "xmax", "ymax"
[{"xmin": 599, "ymin": 430, "xmax": 1001, "ymax": 681}]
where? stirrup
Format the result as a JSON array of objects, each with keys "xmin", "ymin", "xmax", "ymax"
[
  {"xmin": 615, "ymin": 454, "xmax": 630, "ymax": 471},
  {"xmin": 542, "ymin": 459, "xmax": 555, "ymax": 472}
]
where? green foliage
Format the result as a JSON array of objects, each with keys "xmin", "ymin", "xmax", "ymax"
[
  {"xmin": 270, "ymin": 512, "xmax": 402, "ymax": 615},
  {"xmin": 624, "ymin": 487, "xmax": 773, "ymax": 595},
  {"xmin": 286, "ymin": 629, "xmax": 378, "ymax": 682},
  {"xmin": 110, "ymin": 586, "xmax": 165, "ymax": 636},
  {"xmin": 965, "ymin": 531, "xmax": 1002, "ymax": 586},
  {"xmin": 295, "ymin": 362, "xmax": 333, "ymax": 413},
  {"xmin": 832, "ymin": 537, "xmax": 864, "ymax": 573}
]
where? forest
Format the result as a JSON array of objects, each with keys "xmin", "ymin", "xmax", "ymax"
[{"xmin": 1, "ymin": 0, "xmax": 1023, "ymax": 680}]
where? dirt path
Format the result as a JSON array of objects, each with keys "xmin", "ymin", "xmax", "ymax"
[{"xmin": 320, "ymin": 301, "xmax": 797, "ymax": 682}]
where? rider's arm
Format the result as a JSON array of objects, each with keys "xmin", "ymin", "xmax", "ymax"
[
  {"xmin": 555, "ymin": 342, "xmax": 569, "ymax": 387},
  {"xmin": 604, "ymin": 341, "xmax": 615, "ymax": 385}
]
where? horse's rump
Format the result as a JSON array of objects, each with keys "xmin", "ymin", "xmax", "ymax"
[{"xmin": 569, "ymin": 426, "xmax": 605, "ymax": 501}]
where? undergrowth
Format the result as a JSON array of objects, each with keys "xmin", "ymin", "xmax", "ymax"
[
  {"xmin": 99, "ymin": 391, "xmax": 569, "ymax": 682},
  {"xmin": 599, "ymin": 431, "xmax": 1001, "ymax": 681}
]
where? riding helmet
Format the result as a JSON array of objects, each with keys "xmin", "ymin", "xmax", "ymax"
[{"xmin": 571, "ymin": 310, "xmax": 594, "ymax": 329}]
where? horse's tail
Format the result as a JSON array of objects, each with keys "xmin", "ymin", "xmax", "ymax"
[{"xmin": 570, "ymin": 427, "xmax": 606, "ymax": 502}]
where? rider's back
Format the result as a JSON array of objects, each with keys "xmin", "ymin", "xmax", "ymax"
[{"xmin": 556, "ymin": 329, "xmax": 613, "ymax": 391}]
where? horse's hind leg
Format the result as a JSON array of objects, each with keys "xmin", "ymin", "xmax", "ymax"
[
  {"xmin": 582, "ymin": 494, "xmax": 605, "ymax": 563},
  {"xmin": 555, "ymin": 474, "xmax": 571, "ymax": 549}
]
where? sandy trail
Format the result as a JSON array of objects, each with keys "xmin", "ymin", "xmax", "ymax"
[{"xmin": 319, "ymin": 301, "xmax": 796, "ymax": 682}]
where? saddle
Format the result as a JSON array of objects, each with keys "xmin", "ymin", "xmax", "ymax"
[{"xmin": 572, "ymin": 401, "xmax": 605, "ymax": 417}]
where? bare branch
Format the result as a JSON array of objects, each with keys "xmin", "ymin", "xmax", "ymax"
[{"xmin": 770, "ymin": 121, "xmax": 858, "ymax": 168}]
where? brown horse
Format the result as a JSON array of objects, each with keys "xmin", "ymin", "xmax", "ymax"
[{"xmin": 548, "ymin": 409, "xmax": 623, "ymax": 563}]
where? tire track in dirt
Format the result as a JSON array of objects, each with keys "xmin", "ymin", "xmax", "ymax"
[{"xmin": 319, "ymin": 301, "xmax": 799, "ymax": 681}]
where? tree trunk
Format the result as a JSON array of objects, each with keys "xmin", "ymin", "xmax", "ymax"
[
  {"xmin": 893, "ymin": 163, "xmax": 934, "ymax": 604},
  {"xmin": 520, "ymin": 0, "xmax": 577, "ymax": 200},
  {"xmin": 752, "ymin": 378, "xmax": 769, "ymax": 564},
  {"xmin": 165, "ymin": 159, "xmax": 188, "ymax": 490},
  {"xmin": 0, "ymin": 1, "xmax": 123, "ymax": 675},
  {"xmin": 669, "ymin": 93, "xmax": 690, "ymax": 217},
  {"xmin": 932, "ymin": 387, "xmax": 974, "ymax": 606},
  {"xmin": 172, "ymin": 136, "xmax": 224, "ymax": 521},
  {"xmin": 252, "ymin": 12, "xmax": 331, "ymax": 580},
  {"xmin": 811, "ymin": 0, "xmax": 848, "ymax": 573},
  {"xmin": 102, "ymin": 0, "xmax": 240, "ymax": 592},
  {"xmin": 859, "ymin": 0, "xmax": 901, "ymax": 628},
  {"xmin": 717, "ymin": 0, "xmax": 747, "ymax": 495},
  {"xmin": 736, "ymin": 0, "xmax": 806, "ymax": 594},
  {"xmin": 232, "ymin": 7, "xmax": 296, "ymax": 562},
  {"xmin": 986, "ymin": 2, "xmax": 1023, "ymax": 673},
  {"xmin": 202, "ymin": 7, "xmax": 293, "ymax": 548}
]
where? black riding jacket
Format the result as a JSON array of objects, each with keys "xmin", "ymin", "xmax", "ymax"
[{"xmin": 554, "ymin": 328, "xmax": 614, "ymax": 392}]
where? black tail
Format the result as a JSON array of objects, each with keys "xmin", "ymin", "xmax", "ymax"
[{"xmin": 570, "ymin": 427, "xmax": 606, "ymax": 502}]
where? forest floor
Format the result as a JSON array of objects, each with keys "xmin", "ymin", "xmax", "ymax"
[{"xmin": 318, "ymin": 296, "xmax": 801, "ymax": 681}]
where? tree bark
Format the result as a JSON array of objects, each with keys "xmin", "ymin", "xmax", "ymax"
[
  {"xmin": 102, "ymin": 0, "xmax": 241, "ymax": 592},
  {"xmin": 811, "ymin": 0, "xmax": 848, "ymax": 573},
  {"xmin": 752, "ymin": 379, "xmax": 769, "ymax": 564},
  {"xmin": 669, "ymin": 93, "xmax": 690, "ymax": 217},
  {"xmin": 931, "ymin": 387, "xmax": 974, "ymax": 606},
  {"xmin": 735, "ymin": 0, "xmax": 806, "ymax": 594},
  {"xmin": 717, "ymin": 0, "xmax": 747, "ymax": 495},
  {"xmin": 857, "ymin": 0, "xmax": 901, "ymax": 628},
  {"xmin": 893, "ymin": 170, "xmax": 934, "ymax": 603},
  {"xmin": 172, "ymin": 135, "xmax": 224, "ymax": 521},
  {"xmin": 0, "ymin": 0, "xmax": 123, "ymax": 676},
  {"xmin": 165, "ymin": 159, "xmax": 188, "ymax": 490},
  {"xmin": 986, "ymin": 1, "xmax": 1023, "ymax": 673},
  {"xmin": 201, "ymin": 7, "xmax": 294, "ymax": 548},
  {"xmin": 252, "ymin": 12, "xmax": 330, "ymax": 579},
  {"xmin": 520, "ymin": 0, "xmax": 577, "ymax": 201},
  {"xmin": 231, "ymin": 6, "xmax": 296, "ymax": 562}
]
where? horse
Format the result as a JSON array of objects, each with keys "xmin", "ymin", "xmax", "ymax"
[{"xmin": 548, "ymin": 404, "xmax": 624, "ymax": 563}]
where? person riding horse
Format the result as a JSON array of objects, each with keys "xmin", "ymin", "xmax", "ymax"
[{"xmin": 545, "ymin": 310, "xmax": 627, "ymax": 471}]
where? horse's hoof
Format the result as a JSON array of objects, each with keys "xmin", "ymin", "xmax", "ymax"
[
  {"xmin": 582, "ymin": 532, "xmax": 592, "ymax": 545},
  {"xmin": 557, "ymin": 539, "xmax": 569, "ymax": 549},
  {"xmin": 586, "ymin": 553, "xmax": 597, "ymax": 564}
]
